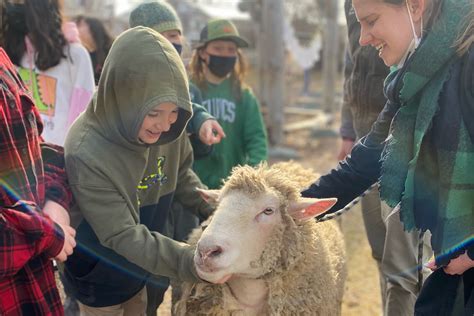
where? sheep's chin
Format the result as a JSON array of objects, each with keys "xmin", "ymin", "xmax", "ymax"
[{"xmin": 196, "ymin": 268, "xmax": 233, "ymax": 284}]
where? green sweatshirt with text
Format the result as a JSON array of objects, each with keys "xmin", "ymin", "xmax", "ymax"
[{"xmin": 192, "ymin": 78, "xmax": 268, "ymax": 189}]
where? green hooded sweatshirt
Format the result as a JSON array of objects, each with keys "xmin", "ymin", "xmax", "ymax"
[
  {"xmin": 192, "ymin": 78, "xmax": 268, "ymax": 189},
  {"xmin": 63, "ymin": 27, "xmax": 211, "ymax": 307}
]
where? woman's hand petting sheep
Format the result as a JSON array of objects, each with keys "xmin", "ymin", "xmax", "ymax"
[
  {"xmin": 199, "ymin": 119, "xmax": 226, "ymax": 145},
  {"xmin": 426, "ymin": 251, "xmax": 474, "ymax": 275}
]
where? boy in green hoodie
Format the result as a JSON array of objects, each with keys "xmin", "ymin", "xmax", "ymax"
[
  {"xmin": 129, "ymin": 1, "xmax": 225, "ymax": 155},
  {"xmin": 63, "ymin": 27, "xmax": 212, "ymax": 315},
  {"xmin": 128, "ymin": 3, "xmax": 226, "ymax": 314}
]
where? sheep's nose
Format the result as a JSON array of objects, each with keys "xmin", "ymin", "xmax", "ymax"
[{"xmin": 198, "ymin": 244, "xmax": 224, "ymax": 262}]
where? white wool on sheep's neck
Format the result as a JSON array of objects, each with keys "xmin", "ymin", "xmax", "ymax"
[
  {"xmin": 316, "ymin": 182, "xmax": 379, "ymax": 223},
  {"xmin": 224, "ymin": 278, "xmax": 267, "ymax": 310}
]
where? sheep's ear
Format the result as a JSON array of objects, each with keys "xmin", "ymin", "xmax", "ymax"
[
  {"xmin": 196, "ymin": 187, "xmax": 221, "ymax": 204},
  {"xmin": 288, "ymin": 197, "xmax": 337, "ymax": 221}
]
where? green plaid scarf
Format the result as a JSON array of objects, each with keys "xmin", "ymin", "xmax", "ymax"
[{"xmin": 380, "ymin": 0, "xmax": 474, "ymax": 257}]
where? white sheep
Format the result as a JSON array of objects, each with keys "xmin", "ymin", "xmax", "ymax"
[{"xmin": 174, "ymin": 162, "xmax": 347, "ymax": 315}]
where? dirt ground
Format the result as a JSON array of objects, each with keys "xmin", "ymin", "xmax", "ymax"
[{"xmin": 295, "ymin": 135, "xmax": 382, "ymax": 316}]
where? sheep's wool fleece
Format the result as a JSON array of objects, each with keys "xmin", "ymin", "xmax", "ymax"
[{"xmin": 175, "ymin": 162, "xmax": 347, "ymax": 315}]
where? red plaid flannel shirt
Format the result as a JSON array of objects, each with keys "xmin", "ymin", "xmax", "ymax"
[{"xmin": 1, "ymin": 48, "xmax": 71, "ymax": 315}]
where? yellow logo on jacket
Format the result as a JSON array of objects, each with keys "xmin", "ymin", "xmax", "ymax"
[{"xmin": 137, "ymin": 156, "xmax": 168, "ymax": 190}]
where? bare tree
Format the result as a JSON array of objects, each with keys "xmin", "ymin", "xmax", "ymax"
[{"xmin": 320, "ymin": 0, "xmax": 339, "ymax": 112}]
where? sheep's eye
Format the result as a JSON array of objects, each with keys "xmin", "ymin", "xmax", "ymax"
[{"xmin": 263, "ymin": 208, "xmax": 275, "ymax": 215}]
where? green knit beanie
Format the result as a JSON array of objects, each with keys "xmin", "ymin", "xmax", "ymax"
[{"xmin": 129, "ymin": 1, "xmax": 182, "ymax": 34}]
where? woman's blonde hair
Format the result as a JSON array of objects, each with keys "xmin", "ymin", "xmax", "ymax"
[
  {"xmin": 455, "ymin": 7, "xmax": 473, "ymax": 55},
  {"xmin": 189, "ymin": 44, "xmax": 248, "ymax": 101},
  {"xmin": 382, "ymin": 0, "xmax": 472, "ymax": 54},
  {"xmin": 381, "ymin": 0, "xmax": 442, "ymax": 32}
]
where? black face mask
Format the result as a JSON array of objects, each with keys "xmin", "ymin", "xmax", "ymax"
[
  {"xmin": 6, "ymin": 2, "xmax": 27, "ymax": 34},
  {"xmin": 172, "ymin": 43, "xmax": 183, "ymax": 55},
  {"xmin": 207, "ymin": 54, "xmax": 237, "ymax": 78}
]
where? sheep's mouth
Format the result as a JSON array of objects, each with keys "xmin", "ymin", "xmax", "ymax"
[
  {"xmin": 194, "ymin": 257, "xmax": 233, "ymax": 281},
  {"xmin": 194, "ymin": 261, "xmax": 216, "ymax": 273},
  {"xmin": 196, "ymin": 266, "xmax": 233, "ymax": 284}
]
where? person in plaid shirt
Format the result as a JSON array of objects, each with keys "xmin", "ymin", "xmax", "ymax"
[{"xmin": 0, "ymin": 47, "xmax": 76, "ymax": 315}]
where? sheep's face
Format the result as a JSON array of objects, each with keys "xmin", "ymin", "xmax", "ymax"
[
  {"xmin": 194, "ymin": 188, "xmax": 337, "ymax": 284},
  {"xmin": 194, "ymin": 190, "xmax": 281, "ymax": 283}
]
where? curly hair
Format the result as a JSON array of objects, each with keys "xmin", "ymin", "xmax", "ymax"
[
  {"xmin": 1, "ymin": 0, "xmax": 67, "ymax": 71},
  {"xmin": 189, "ymin": 45, "xmax": 248, "ymax": 102}
]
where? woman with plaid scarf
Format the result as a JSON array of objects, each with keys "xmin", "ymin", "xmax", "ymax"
[{"xmin": 303, "ymin": 0, "xmax": 473, "ymax": 314}]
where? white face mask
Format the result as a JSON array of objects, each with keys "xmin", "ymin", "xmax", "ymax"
[{"xmin": 397, "ymin": 0, "xmax": 423, "ymax": 68}]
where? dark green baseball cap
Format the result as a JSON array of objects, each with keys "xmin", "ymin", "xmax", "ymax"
[{"xmin": 198, "ymin": 19, "xmax": 248, "ymax": 48}]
